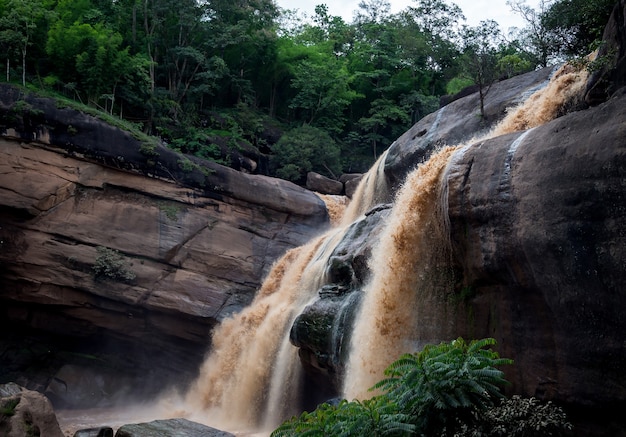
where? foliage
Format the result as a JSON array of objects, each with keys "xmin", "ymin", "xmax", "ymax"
[
  {"xmin": 270, "ymin": 125, "xmax": 342, "ymax": 183},
  {"xmin": 92, "ymin": 246, "xmax": 135, "ymax": 282},
  {"xmin": 373, "ymin": 337, "xmax": 513, "ymax": 434},
  {"xmin": 541, "ymin": 0, "xmax": 616, "ymax": 58},
  {"xmin": 459, "ymin": 20, "xmax": 502, "ymax": 119},
  {"xmin": 0, "ymin": 0, "xmax": 609, "ymax": 181},
  {"xmin": 0, "ymin": 397, "xmax": 19, "ymax": 417},
  {"xmin": 272, "ymin": 397, "xmax": 415, "ymax": 437},
  {"xmin": 446, "ymin": 76, "xmax": 474, "ymax": 95},
  {"xmin": 453, "ymin": 395, "xmax": 573, "ymax": 436},
  {"xmin": 273, "ymin": 338, "xmax": 518, "ymax": 436}
]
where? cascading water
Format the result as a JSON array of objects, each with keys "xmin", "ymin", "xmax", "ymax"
[
  {"xmin": 181, "ymin": 224, "xmax": 353, "ymax": 433},
  {"xmin": 342, "ymin": 146, "xmax": 460, "ymax": 399},
  {"xmin": 174, "ymin": 62, "xmax": 590, "ymax": 434}
]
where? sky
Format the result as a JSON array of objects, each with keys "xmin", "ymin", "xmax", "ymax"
[{"xmin": 275, "ymin": 0, "xmax": 542, "ymax": 32}]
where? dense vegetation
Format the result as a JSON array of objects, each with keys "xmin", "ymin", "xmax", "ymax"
[
  {"xmin": 272, "ymin": 338, "xmax": 573, "ymax": 436},
  {"xmin": 0, "ymin": 0, "xmax": 616, "ymax": 182}
]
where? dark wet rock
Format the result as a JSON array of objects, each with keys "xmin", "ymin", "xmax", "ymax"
[
  {"xmin": 585, "ymin": 0, "xmax": 626, "ymax": 105},
  {"xmin": 445, "ymin": 91, "xmax": 626, "ymax": 435},
  {"xmin": 115, "ymin": 418, "xmax": 233, "ymax": 437},
  {"xmin": 384, "ymin": 67, "xmax": 554, "ymax": 190},
  {"xmin": 45, "ymin": 364, "xmax": 134, "ymax": 409},
  {"xmin": 74, "ymin": 427, "xmax": 114, "ymax": 437}
]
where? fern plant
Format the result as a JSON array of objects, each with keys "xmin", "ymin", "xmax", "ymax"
[
  {"xmin": 271, "ymin": 402, "xmax": 342, "ymax": 437},
  {"xmin": 271, "ymin": 397, "xmax": 415, "ymax": 437},
  {"xmin": 372, "ymin": 337, "xmax": 513, "ymax": 434},
  {"xmin": 271, "ymin": 338, "xmax": 513, "ymax": 437}
]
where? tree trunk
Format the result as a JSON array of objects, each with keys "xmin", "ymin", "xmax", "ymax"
[{"xmin": 21, "ymin": 48, "xmax": 26, "ymax": 87}]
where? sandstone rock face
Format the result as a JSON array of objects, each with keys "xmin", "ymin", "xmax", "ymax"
[
  {"xmin": 0, "ymin": 382, "xmax": 64, "ymax": 437},
  {"xmin": 0, "ymin": 85, "xmax": 329, "ymax": 402},
  {"xmin": 306, "ymin": 171, "xmax": 343, "ymax": 195}
]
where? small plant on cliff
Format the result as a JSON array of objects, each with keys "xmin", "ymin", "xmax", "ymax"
[
  {"xmin": 0, "ymin": 398, "xmax": 19, "ymax": 418},
  {"xmin": 93, "ymin": 246, "xmax": 136, "ymax": 282}
]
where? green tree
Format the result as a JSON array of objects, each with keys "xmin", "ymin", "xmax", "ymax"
[
  {"xmin": 289, "ymin": 57, "xmax": 358, "ymax": 134},
  {"xmin": 507, "ymin": 0, "xmax": 559, "ymax": 68},
  {"xmin": 541, "ymin": 0, "xmax": 616, "ymax": 58},
  {"xmin": 269, "ymin": 124, "xmax": 342, "ymax": 183},
  {"xmin": 46, "ymin": 20, "xmax": 133, "ymax": 107},
  {"xmin": 0, "ymin": 0, "xmax": 50, "ymax": 85},
  {"xmin": 460, "ymin": 20, "xmax": 503, "ymax": 120}
]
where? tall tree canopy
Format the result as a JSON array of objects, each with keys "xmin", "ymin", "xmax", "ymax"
[{"xmin": 0, "ymin": 0, "xmax": 612, "ymax": 180}]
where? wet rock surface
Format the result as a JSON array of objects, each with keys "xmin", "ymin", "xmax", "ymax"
[{"xmin": 114, "ymin": 418, "xmax": 234, "ymax": 437}]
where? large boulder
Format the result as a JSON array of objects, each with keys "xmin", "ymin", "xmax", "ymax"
[
  {"xmin": 0, "ymin": 84, "xmax": 329, "ymax": 402},
  {"xmin": 115, "ymin": 418, "xmax": 233, "ymax": 437},
  {"xmin": 306, "ymin": 172, "xmax": 343, "ymax": 195},
  {"xmin": 0, "ymin": 382, "xmax": 64, "ymax": 437}
]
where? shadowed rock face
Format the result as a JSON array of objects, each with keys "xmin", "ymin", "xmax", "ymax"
[
  {"xmin": 288, "ymin": 8, "xmax": 626, "ymax": 432},
  {"xmin": 0, "ymin": 85, "xmax": 329, "ymax": 401},
  {"xmin": 445, "ymin": 90, "xmax": 626, "ymax": 430},
  {"xmin": 384, "ymin": 67, "xmax": 555, "ymax": 190}
]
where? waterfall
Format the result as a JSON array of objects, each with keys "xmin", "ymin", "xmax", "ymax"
[
  {"xmin": 181, "ymin": 224, "xmax": 352, "ymax": 433},
  {"xmin": 341, "ymin": 149, "xmax": 392, "ymax": 225},
  {"xmin": 176, "ymin": 61, "xmax": 589, "ymax": 433},
  {"xmin": 342, "ymin": 146, "xmax": 460, "ymax": 400},
  {"xmin": 491, "ymin": 63, "xmax": 588, "ymax": 136}
]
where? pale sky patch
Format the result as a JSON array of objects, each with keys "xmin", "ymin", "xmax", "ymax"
[{"xmin": 275, "ymin": 0, "xmax": 542, "ymax": 32}]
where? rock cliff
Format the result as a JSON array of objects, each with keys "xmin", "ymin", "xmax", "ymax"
[
  {"xmin": 0, "ymin": 85, "xmax": 329, "ymax": 402},
  {"xmin": 288, "ymin": 3, "xmax": 626, "ymax": 435}
]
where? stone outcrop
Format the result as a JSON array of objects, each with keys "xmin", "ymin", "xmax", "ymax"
[
  {"xmin": 585, "ymin": 0, "xmax": 626, "ymax": 105},
  {"xmin": 0, "ymin": 85, "xmax": 329, "ymax": 403},
  {"xmin": 384, "ymin": 66, "xmax": 555, "ymax": 191},
  {"xmin": 305, "ymin": 171, "xmax": 343, "ymax": 195},
  {"xmin": 289, "ymin": 7, "xmax": 626, "ymax": 434},
  {"xmin": 115, "ymin": 418, "xmax": 234, "ymax": 437},
  {"xmin": 0, "ymin": 382, "xmax": 64, "ymax": 437},
  {"xmin": 445, "ymin": 90, "xmax": 626, "ymax": 434}
]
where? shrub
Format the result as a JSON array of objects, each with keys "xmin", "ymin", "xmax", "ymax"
[
  {"xmin": 373, "ymin": 337, "xmax": 512, "ymax": 434},
  {"xmin": 272, "ymin": 397, "xmax": 415, "ymax": 437},
  {"xmin": 269, "ymin": 125, "xmax": 342, "ymax": 183},
  {"xmin": 452, "ymin": 395, "xmax": 573, "ymax": 437},
  {"xmin": 0, "ymin": 398, "xmax": 19, "ymax": 417},
  {"xmin": 272, "ymin": 338, "xmax": 514, "ymax": 436},
  {"xmin": 92, "ymin": 246, "xmax": 136, "ymax": 282}
]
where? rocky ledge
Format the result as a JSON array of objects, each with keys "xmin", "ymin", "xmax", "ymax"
[{"xmin": 0, "ymin": 84, "xmax": 329, "ymax": 405}]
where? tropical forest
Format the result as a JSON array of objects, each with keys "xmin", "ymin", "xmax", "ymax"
[{"xmin": 0, "ymin": 0, "xmax": 616, "ymax": 184}]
